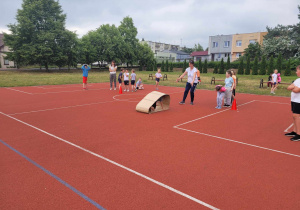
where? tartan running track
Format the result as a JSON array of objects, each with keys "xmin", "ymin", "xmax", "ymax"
[{"xmin": 0, "ymin": 82, "xmax": 299, "ymax": 210}]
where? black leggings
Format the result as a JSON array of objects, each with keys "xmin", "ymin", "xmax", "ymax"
[{"xmin": 182, "ymin": 82, "xmax": 197, "ymax": 102}]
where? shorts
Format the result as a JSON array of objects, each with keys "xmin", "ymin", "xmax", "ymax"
[
  {"xmin": 291, "ymin": 102, "xmax": 300, "ymax": 114},
  {"xmin": 198, "ymin": 77, "xmax": 200, "ymax": 80},
  {"xmin": 131, "ymin": 80, "xmax": 135, "ymax": 85},
  {"xmin": 83, "ymin": 76, "xmax": 87, "ymax": 84},
  {"xmin": 273, "ymin": 82, "xmax": 277, "ymax": 86},
  {"xmin": 232, "ymin": 89, "xmax": 236, "ymax": 96},
  {"xmin": 118, "ymin": 79, "xmax": 122, "ymax": 84},
  {"xmin": 156, "ymin": 78, "xmax": 160, "ymax": 82},
  {"xmin": 124, "ymin": 80, "xmax": 129, "ymax": 85}
]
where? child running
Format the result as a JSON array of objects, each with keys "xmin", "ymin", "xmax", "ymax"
[
  {"xmin": 130, "ymin": 69, "xmax": 136, "ymax": 92},
  {"xmin": 271, "ymin": 69, "xmax": 278, "ymax": 94},
  {"xmin": 118, "ymin": 68, "xmax": 124, "ymax": 92},
  {"xmin": 81, "ymin": 64, "xmax": 91, "ymax": 90},
  {"xmin": 135, "ymin": 78, "xmax": 144, "ymax": 91},
  {"xmin": 123, "ymin": 69, "xmax": 130, "ymax": 92},
  {"xmin": 155, "ymin": 69, "xmax": 162, "ymax": 90},
  {"xmin": 215, "ymin": 85, "xmax": 226, "ymax": 109}
]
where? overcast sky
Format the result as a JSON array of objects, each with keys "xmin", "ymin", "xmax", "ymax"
[{"xmin": 0, "ymin": 0, "xmax": 299, "ymax": 48}]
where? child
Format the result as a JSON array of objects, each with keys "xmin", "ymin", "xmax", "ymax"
[
  {"xmin": 155, "ymin": 69, "xmax": 162, "ymax": 90},
  {"xmin": 277, "ymin": 73, "xmax": 281, "ymax": 84},
  {"xmin": 271, "ymin": 69, "xmax": 278, "ymax": 94},
  {"xmin": 135, "ymin": 78, "xmax": 144, "ymax": 91},
  {"xmin": 130, "ymin": 69, "xmax": 136, "ymax": 92},
  {"xmin": 118, "ymin": 68, "xmax": 124, "ymax": 91},
  {"xmin": 150, "ymin": 96, "xmax": 163, "ymax": 112},
  {"xmin": 123, "ymin": 69, "xmax": 130, "ymax": 92},
  {"xmin": 224, "ymin": 70, "xmax": 234, "ymax": 107},
  {"xmin": 215, "ymin": 85, "xmax": 226, "ymax": 109},
  {"xmin": 197, "ymin": 68, "xmax": 201, "ymax": 84},
  {"xmin": 267, "ymin": 73, "xmax": 273, "ymax": 87},
  {"xmin": 231, "ymin": 70, "xmax": 237, "ymax": 103},
  {"xmin": 286, "ymin": 65, "xmax": 300, "ymax": 141},
  {"xmin": 81, "ymin": 64, "xmax": 91, "ymax": 90}
]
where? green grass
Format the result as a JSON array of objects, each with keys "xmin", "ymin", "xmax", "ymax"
[{"xmin": 0, "ymin": 68, "xmax": 297, "ymax": 97}]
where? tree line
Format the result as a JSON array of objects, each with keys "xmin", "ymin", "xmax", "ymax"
[{"xmin": 3, "ymin": 0, "xmax": 154, "ymax": 71}]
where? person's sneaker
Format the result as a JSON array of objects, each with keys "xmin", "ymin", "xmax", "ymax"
[
  {"xmin": 179, "ymin": 101, "xmax": 185, "ymax": 105},
  {"xmin": 285, "ymin": 131, "xmax": 297, "ymax": 136},
  {"xmin": 290, "ymin": 135, "xmax": 300, "ymax": 141},
  {"xmin": 110, "ymin": 88, "xmax": 112, "ymax": 90},
  {"xmin": 135, "ymin": 89, "xmax": 137, "ymax": 92},
  {"xmin": 127, "ymin": 89, "xmax": 129, "ymax": 92},
  {"xmin": 223, "ymin": 104, "xmax": 228, "ymax": 107},
  {"xmin": 190, "ymin": 102, "xmax": 194, "ymax": 105},
  {"xmin": 114, "ymin": 88, "xmax": 116, "ymax": 90}
]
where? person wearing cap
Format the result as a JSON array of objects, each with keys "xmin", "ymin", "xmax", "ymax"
[{"xmin": 176, "ymin": 60, "xmax": 198, "ymax": 105}]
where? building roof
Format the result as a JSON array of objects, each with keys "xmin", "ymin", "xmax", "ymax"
[
  {"xmin": 190, "ymin": 51, "xmax": 208, "ymax": 57},
  {"xmin": 0, "ymin": 34, "xmax": 4, "ymax": 47}
]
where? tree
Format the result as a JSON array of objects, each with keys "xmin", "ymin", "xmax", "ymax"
[
  {"xmin": 244, "ymin": 43, "xmax": 262, "ymax": 61},
  {"xmin": 219, "ymin": 58, "xmax": 225, "ymax": 74},
  {"xmin": 137, "ymin": 43, "xmax": 154, "ymax": 70},
  {"xmin": 252, "ymin": 56, "xmax": 259, "ymax": 75},
  {"xmin": 118, "ymin": 16, "xmax": 139, "ymax": 67},
  {"xmin": 4, "ymin": 0, "xmax": 74, "ymax": 71},
  {"xmin": 161, "ymin": 60, "xmax": 165, "ymax": 72},
  {"xmin": 267, "ymin": 55, "xmax": 274, "ymax": 75},
  {"xmin": 226, "ymin": 56, "xmax": 230, "ymax": 70},
  {"xmin": 166, "ymin": 60, "xmax": 169, "ymax": 72},
  {"xmin": 182, "ymin": 47, "xmax": 193, "ymax": 54},
  {"xmin": 203, "ymin": 59, "xmax": 208, "ymax": 73},
  {"xmin": 182, "ymin": 59, "xmax": 187, "ymax": 72},
  {"xmin": 154, "ymin": 60, "xmax": 157, "ymax": 71},
  {"xmin": 198, "ymin": 59, "xmax": 202, "ymax": 73},
  {"xmin": 193, "ymin": 43, "xmax": 204, "ymax": 52},
  {"xmin": 276, "ymin": 54, "xmax": 282, "ymax": 73},
  {"xmin": 170, "ymin": 62, "xmax": 173, "ymax": 72},
  {"xmin": 245, "ymin": 55, "xmax": 251, "ymax": 75},
  {"xmin": 259, "ymin": 55, "xmax": 267, "ymax": 75},
  {"xmin": 237, "ymin": 58, "xmax": 244, "ymax": 75},
  {"xmin": 285, "ymin": 59, "xmax": 291, "ymax": 76},
  {"xmin": 213, "ymin": 64, "xmax": 218, "ymax": 74}
]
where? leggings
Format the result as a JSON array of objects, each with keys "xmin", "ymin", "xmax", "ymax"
[{"xmin": 182, "ymin": 82, "xmax": 197, "ymax": 102}]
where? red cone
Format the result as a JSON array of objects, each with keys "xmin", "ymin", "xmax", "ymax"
[
  {"xmin": 119, "ymin": 86, "xmax": 122, "ymax": 94},
  {"xmin": 231, "ymin": 99, "xmax": 237, "ymax": 110}
]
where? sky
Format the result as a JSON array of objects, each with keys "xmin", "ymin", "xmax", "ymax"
[{"xmin": 0, "ymin": 0, "xmax": 299, "ymax": 49}]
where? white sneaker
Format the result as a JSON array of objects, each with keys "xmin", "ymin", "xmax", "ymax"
[
  {"xmin": 114, "ymin": 88, "xmax": 116, "ymax": 90},
  {"xmin": 127, "ymin": 89, "xmax": 129, "ymax": 92},
  {"xmin": 110, "ymin": 88, "xmax": 112, "ymax": 90}
]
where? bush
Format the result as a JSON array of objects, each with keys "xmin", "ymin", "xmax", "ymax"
[
  {"xmin": 203, "ymin": 59, "xmax": 208, "ymax": 73},
  {"xmin": 237, "ymin": 58, "xmax": 244, "ymax": 75},
  {"xmin": 259, "ymin": 55, "xmax": 266, "ymax": 75},
  {"xmin": 166, "ymin": 60, "xmax": 169, "ymax": 72},
  {"xmin": 285, "ymin": 59, "xmax": 291, "ymax": 76},
  {"xmin": 161, "ymin": 60, "xmax": 165, "ymax": 72},
  {"xmin": 245, "ymin": 55, "xmax": 250, "ymax": 75},
  {"xmin": 276, "ymin": 54, "xmax": 282, "ymax": 73},
  {"xmin": 198, "ymin": 60, "xmax": 202, "ymax": 73},
  {"xmin": 219, "ymin": 58, "xmax": 225, "ymax": 74},
  {"xmin": 267, "ymin": 55, "xmax": 274, "ymax": 75},
  {"xmin": 182, "ymin": 59, "xmax": 187, "ymax": 72},
  {"xmin": 252, "ymin": 56, "xmax": 258, "ymax": 75},
  {"xmin": 226, "ymin": 56, "xmax": 230, "ymax": 70},
  {"xmin": 213, "ymin": 64, "xmax": 219, "ymax": 74}
]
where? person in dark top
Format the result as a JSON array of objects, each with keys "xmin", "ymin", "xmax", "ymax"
[
  {"xmin": 267, "ymin": 73, "xmax": 273, "ymax": 88},
  {"xmin": 118, "ymin": 68, "xmax": 124, "ymax": 91}
]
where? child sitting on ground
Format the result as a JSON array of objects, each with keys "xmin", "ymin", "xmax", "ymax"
[
  {"xmin": 215, "ymin": 85, "xmax": 226, "ymax": 109},
  {"xmin": 135, "ymin": 78, "xmax": 144, "ymax": 91}
]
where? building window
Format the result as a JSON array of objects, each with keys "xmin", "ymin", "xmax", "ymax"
[
  {"xmin": 224, "ymin": 41, "xmax": 230, "ymax": 47},
  {"xmin": 236, "ymin": 53, "xmax": 242, "ymax": 58},
  {"xmin": 218, "ymin": 54, "xmax": 221, "ymax": 58},
  {"xmin": 249, "ymin": 39, "xmax": 257, "ymax": 44},
  {"xmin": 4, "ymin": 59, "xmax": 9, "ymax": 65},
  {"xmin": 236, "ymin": 40, "xmax": 242, "ymax": 47},
  {"xmin": 213, "ymin": 42, "xmax": 218, "ymax": 48}
]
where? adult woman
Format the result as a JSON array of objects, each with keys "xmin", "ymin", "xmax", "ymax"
[
  {"xmin": 176, "ymin": 60, "xmax": 198, "ymax": 105},
  {"xmin": 109, "ymin": 60, "xmax": 117, "ymax": 90}
]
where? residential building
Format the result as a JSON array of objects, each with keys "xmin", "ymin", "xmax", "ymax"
[
  {"xmin": 140, "ymin": 40, "xmax": 180, "ymax": 54},
  {"xmin": 208, "ymin": 34, "xmax": 232, "ymax": 62},
  {"xmin": 191, "ymin": 51, "xmax": 209, "ymax": 62},
  {"xmin": 231, "ymin": 32, "xmax": 267, "ymax": 61},
  {"xmin": 155, "ymin": 50, "xmax": 177, "ymax": 63},
  {"xmin": 0, "ymin": 34, "xmax": 15, "ymax": 69}
]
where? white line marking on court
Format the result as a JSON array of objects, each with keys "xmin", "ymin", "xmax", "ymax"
[
  {"xmin": 5, "ymin": 88, "xmax": 33, "ymax": 95},
  {"xmin": 284, "ymin": 123, "xmax": 294, "ymax": 133},
  {"xmin": 34, "ymin": 88, "xmax": 107, "ymax": 94},
  {"xmin": 8, "ymin": 101, "xmax": 117, "ymax": 115},
  {"xmin": 254, "ymin": 100, "xmax": 290, "ymax": 105},
  {"xmin": 0, "ymin": 111, "xmax": 219, "ymax": 210},
  {"xmin": 34, "ymin": 85, "xmax": 93, "ymax": 89},
  {"xmin": 174, "ymin": 100, "xmax": 256, "ymax": 128},
  {"xmin": 174, "ymin": 127, "xmax": 300, "ymax": 158}
]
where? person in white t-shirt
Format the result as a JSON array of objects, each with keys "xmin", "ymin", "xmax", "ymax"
[
  {"xmin": 155, "ymin": 69, "xmax": 162, "ymax": 90},
  {"xmin": 286, "ymin": 65, "xmax": 300, "ymax": 141},
  {"xmin": 123, "ymin": 69, "xmax": 130, "ymax": 92},
  {"xmin": 176, "ymin": 60, "xmax": 198, "ymax": 105},
  {"xmin": 109, "ymin": 60, "xmax": 117, "ymax": 90},
  {"xmin": 271, "ymin": 69, "xmax": 278, "ymax": 94}
]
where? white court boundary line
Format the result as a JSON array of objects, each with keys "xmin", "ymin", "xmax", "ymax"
[
  {"xmin": 284, "ymin": 123, "xmax": 294, "ymax": 133},
  {"xmin": 8, "ymin": 101, "xmax": 117, "ymax": 116},
  {"xmin": 0, "ymin": 111, "xmax": 219, "ymax": 210},
  {"xmin": 5, "ymin": 88, "xmax": 33, "ymax": 95},
  {"xmin": 174, "ymin": 100, "xmax": 299, "ymax": 158}
]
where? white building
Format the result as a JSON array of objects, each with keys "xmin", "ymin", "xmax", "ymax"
[{"xmin": 0, "ymin": 34, "xmax": 15, "ymax": 69}]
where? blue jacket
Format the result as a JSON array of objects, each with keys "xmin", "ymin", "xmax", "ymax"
[{"xmin": 81, "ymin": 65, "xmax": 91, "ymax": 77}]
